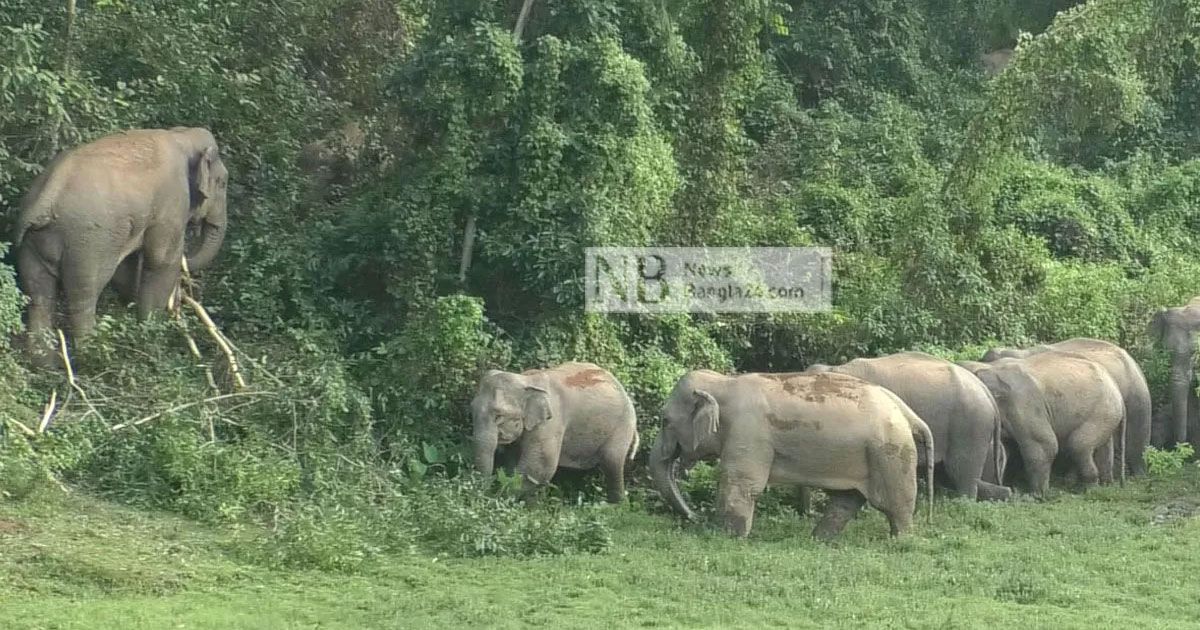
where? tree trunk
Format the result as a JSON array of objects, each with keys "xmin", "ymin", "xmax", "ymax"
[{"xmin": 456, "ymin": 0, "xmax": 536, "ymax": 285}]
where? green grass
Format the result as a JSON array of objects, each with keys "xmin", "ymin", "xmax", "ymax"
[{"xmin": 2, "ymin": 469, "xmax": 1199, "ymax": 629}]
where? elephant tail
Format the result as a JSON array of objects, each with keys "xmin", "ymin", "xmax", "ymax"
[
  {"xmin": 1119, "ymin": 410, "xmax": 1127, "ymax": 487},
  {"xmin": 992, "ymin": 403, "xmax": 1003, "ymax": 488},
  {"xmin": 627, "ymin": 429, "xmax": 640, "ymax": 461},
  {"xmin": 914, "ymin": 420, "xmax": 935, "ymax": 524}
]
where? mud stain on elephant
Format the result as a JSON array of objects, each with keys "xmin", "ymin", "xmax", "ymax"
[
  {"xmin": 565, "ymin": 368, "xmax": 608, "ymax": 389},
  {"xmin": 758, "ymin": 372, "xmax": 860, "ymax": 403},
  {"xmin": 767, "ymin": 412, "xmax": 821, "ymax": 432}
]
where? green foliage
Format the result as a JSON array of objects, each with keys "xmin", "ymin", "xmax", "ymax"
[
  {"xmin": 0, "ymin": 243, "xmax": 21, "ymax": 348},
  {"xmin": 1144, "ymin": 443, "xmax": 1197, "ymax": 476},
  {"xmin": 358, "ymin": 295, "xmax": 509, "ymax": 456}
]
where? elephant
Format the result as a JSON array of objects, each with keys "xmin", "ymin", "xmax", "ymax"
[
  {"xmin": 649, "ymin": 370, "xmax": 934, "ymax": 540},
  {"xmin": 13, "ymin": 127, "xmax": 228, "ymax": 362},
  {"xmin": 957, "ymin": 351, "xmax": 1126, "ymax": 497},
  {"xmin": 807, "ymin": 351, "xmax": 1011, "ymax": 502},
  {"xmin": 981, "ymin": 338, "xmax": 1152, "ymax": 477},
  {"xmin": 298, "ymin": 120, "xmax": 365, "ymax": 205},
  {"xmin": 470, "ymin": 362, "xmax": 639, "ymax": 504},
  {"xmin": 1149, "ymin": 297, "xmax": 1200, "ymax": 450}
]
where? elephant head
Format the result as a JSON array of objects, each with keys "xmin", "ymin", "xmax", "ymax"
[
  {"xmin": 172, "ymin": 127, "xmax": 229, "ymax": 271},
  {"xmin": 1149, "ymin": 297, "xmax": 1200, "ymax": 445},
  {"xmin": 469, "ymin": 369, "xmax": 552, "ymax": 476},
  {"xmin": 649, "ymin": 371, "xmax": 726, "ymax": 521}
]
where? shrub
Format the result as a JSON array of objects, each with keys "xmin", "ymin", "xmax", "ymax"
[
  {"xmin": 0, "ymin": 244, "xmax": 21, "ymax": 350},
  {"xmin": 1145, "ymin": 443, "xmax": 1196, "ymax": 477}
]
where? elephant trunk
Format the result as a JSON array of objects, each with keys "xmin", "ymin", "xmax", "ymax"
[
  {"xmin": 473, "ymin": 424, "xmax": 498, "ymax": 477},
  {"xmin": 186, "ymin": 205, "xmax": 227, "ymax": 272},
  {"xmin": 1167, "ymin": 355, "xmax": 1193, "ymax": 446},
  {"xmin": 649, "ymin": 431, "xmax": 694, "ymax": 520}
]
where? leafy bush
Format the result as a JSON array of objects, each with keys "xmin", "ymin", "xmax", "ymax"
[
  {"xmin": 0, "ymin": 245, "xmax": 21, "ymax": 348},
  {"xmin": 357, "ymin": 295, "xmax": 510, "ymax": 459},
  {"xmin": 1145, "ymin": 443, "xmax": 1197, "ymax": 477}
]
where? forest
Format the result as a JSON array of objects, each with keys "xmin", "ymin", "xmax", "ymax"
[{"xmin": 2, "ymin": 0, "xmax": 1200, "ymax": 626}]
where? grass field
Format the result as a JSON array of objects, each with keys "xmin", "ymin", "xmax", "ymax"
[{"xmin": 2, "ymin": 468, "xmax": 1199, "ymax": 629}]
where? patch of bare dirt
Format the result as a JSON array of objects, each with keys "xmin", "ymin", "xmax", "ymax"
[
  {"xmin": 1151, "ymin": 499, "xmax": 1200, "ymax": 525},
  {"xmin": 0, "ymin": 518, "xmax": 29, "ymax": 535}
]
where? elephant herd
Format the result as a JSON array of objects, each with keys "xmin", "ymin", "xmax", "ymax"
[
  {"xmin": 7, "ymin": 128, "xmax": 1200, "ymax": 539},
  {"xmin": 473, "ymin": 331, "xmax": 1198, "ymax": 540}
]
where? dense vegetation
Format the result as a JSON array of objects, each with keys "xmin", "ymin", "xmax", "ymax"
[{"xmin": 2, "ymin": 0, "xmax": 1200, "ymax": 587}]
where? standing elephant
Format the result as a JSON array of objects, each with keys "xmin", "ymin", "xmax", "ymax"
[
  {"xmin": 649, "ymin": 370, "xmax": 934, "ymax": 540},
  {"xmin": 981, "ymin": 338, "xmax": 1152, "ymax": 477},
  {"xmin": 13, "ymin": 127, "xmax": 229, "ymax": 360},
  {"xmin": 1150, "ymin": 297, "xmax": 1200, "ymax": 449},
  {"xmin": 470, "ymin": 362, "xmax": 639, "ymax": 504},
  {"xmin": 808, "ymin": 352, "xmax": 1010, "ymax": 501},
  {"xmin": 958, "ymin": 351, "xmax": 1125, "ymax": 497}
]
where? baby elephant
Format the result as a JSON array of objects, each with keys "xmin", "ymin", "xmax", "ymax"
[{"xmin": 471, "ymin": 362, "xmax": 639, "ymax": 503}]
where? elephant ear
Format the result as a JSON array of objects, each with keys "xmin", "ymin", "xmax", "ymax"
[
  {"xmin": 1149, "ymin": 309, "xmax": 1167, "ymax": 344},
  {"xmin": 191, "ymin": 145, "xmax": 217, "ymax": 204},
  {"xmin": 689, "ymin": 390, "xmax": 720, "ymax": 452},
  {"xmin": 522, "ymin": 386, "xmax": 551, "ymax": 432}
]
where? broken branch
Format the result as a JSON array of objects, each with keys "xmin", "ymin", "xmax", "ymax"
[{"xmin": 110, "ymin": 391, "xmax": 272, "ymax": 431}]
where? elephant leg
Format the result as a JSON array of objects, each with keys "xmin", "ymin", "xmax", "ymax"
[
  {"xmin": 1065, "ymin": 429, "xmax": 1102, "ymax": 491},
  {"xmin": 61, "ymin": 257, "xmax": 111, "ymax": 341},
  {"xmin": 942, "ymin": 452, "xmax": 981, "ymax": 500},
  {"xmin": 811, "ymin": 490, "xmax": 866, "ymax": 541},
  {"xmin": 110, "ymin": 253, "xmax": 142, "ymax": 305},
  {"xmin": 716, "ymin": 465, "xmax": 769, "ymax": 538},
  {"xmin": 1095, "ymin": 437, "xmax": 1114, "ymax": 485},
  {"xmin": 975, "ymin": 481, "xmax": 1012, "ymax": 501},
  {"xmin": 1167, "ymin": 363, "xmax": 1193, "ymax": 446},
  {"xmin": 135, "ymin": 261, "xmax": 182, "ymax": 320},
  {"xmin": 16, "ymin": 245, "xmax": 59, "ymax": 367},
  {"xmin": 791, "ymin": 486, "xmax": 813, "ymax": 517},
  {"xmin": 1188, "ymin": 383, "xmax": 1200, "ymax": 452},
  {"xmin": 598, "ymin": 441, "xmax": 629, "ymax": 504},
  {"xmin": 1017, "ymin": 439, "xmax": 1055, "ymax": 499}
]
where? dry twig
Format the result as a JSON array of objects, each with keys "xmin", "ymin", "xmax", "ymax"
[
  {"xmin": 183, "ymin": 295, "xmax": 247, "ymax": 391},
  {"xmin": 8, "ymin": 418, "xmax": 36, "ymax": 437},
  {"xmin": 57, "ymin": 328, "xmax": 105, "ymax": 423},
  {"xmin": 110, "ymin": 391, "xmax": 272, "ymax": 431}
]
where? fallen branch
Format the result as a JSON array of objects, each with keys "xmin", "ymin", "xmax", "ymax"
[
  {"xmin": 219, "ymin": 336, "xmax": 286, "ymax": 388},
  {"xmin": 38, "ymin": 389, "xmax": 58, "ymax": 434},
  {"xmin": 57, "ymin": 328, "xmax": 105, "ymax": 423},
  {"xmin": 182, "ymin": 295, "xmax": 247, "ymax": 391},
  {"xmin": 110, "ymin": 391, "xmax": 272, "ymax": 431},
  {"xmin": 8, "ymin": 418, "xmax": 36, "ymax": 437}
]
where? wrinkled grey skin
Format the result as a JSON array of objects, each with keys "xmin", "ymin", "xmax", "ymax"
[
  {"xmin": 957, "ymin": 352, "xmax": 1126, "ymax": 497},
  {"xmin": 1149, "ymin": 297, "xmax": 1200, "ymax": 450},
  {"xmin": 14, "ymin": 127, "xmax": 228, "ymax": 362},
  {"xmin": 981, "ymin": 338, "xmax": 1152, "ymax": 477},
  {"xmin": 471, "ymin": 362, "xmax": 639, "ymax": 504},
  {"xmin": 649, "ymin": 370, "xmax": 934, "ymax": 540},
  {"xmin": 807, "ymin": 352, "xmax": 1011, "ymax": 502}
]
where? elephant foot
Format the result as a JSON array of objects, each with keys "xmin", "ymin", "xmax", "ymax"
[
  {"xmin": 975, "ymin": 482, "xmax": 1013, "ymax": 502},
  {"xmin": 811, "ymin": 490, "xmax": 865, "ymax": 541}
]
